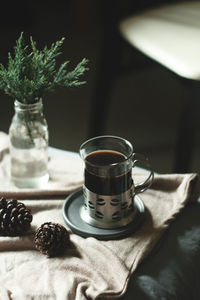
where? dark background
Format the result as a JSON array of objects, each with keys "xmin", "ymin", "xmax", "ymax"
[{"xmin": 0, "ymin": 0, "xmax": 199, "ymax": 174}]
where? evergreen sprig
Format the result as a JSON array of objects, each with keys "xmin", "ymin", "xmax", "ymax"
[{"xmin": 0, "ymin": 32, "xmax": 89, "ymax": 104}]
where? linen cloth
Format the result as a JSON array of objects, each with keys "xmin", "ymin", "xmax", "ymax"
[{"xmin": 0, "ymin": 131, "xmax": 199, "ymax": 300}]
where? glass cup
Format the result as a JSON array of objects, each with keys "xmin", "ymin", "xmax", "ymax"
[{"xmin": 79, "ymin": 135, "xmax": 154, "ymax": 229}]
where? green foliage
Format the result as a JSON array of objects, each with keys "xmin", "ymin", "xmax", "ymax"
[{"xmin": 0, "ymin": 32, "xmax": 89, "ymax": 104}]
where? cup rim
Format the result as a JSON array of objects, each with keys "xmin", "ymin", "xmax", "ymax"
[{"xmin": 79, "ymin": 135, "xmax": 133, "ymax": 168}]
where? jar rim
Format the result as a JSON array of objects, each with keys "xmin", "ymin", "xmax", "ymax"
[{"xmin": 14, "ymin": 98, "xmax": 43, "ymax": 111}]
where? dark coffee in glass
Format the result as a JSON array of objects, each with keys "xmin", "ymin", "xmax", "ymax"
[
  {"xmin": 85, "ymin": 150, "xmax": 132, "ymax": 195},
  {"xmin": 79, "ymin": 135, "xmax": 154, "ymax": 228}
]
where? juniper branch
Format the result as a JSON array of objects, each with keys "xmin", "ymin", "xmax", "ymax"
[{"xmin": 0, "ymin": 32, "xmax": 89, "ymax": 104}]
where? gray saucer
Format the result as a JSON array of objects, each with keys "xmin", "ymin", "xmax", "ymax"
[{"xmin": 62, "ymin": 188, "xmax": 145, "ymax": 240}]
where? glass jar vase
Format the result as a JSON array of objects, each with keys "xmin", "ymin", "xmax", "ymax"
[{"xmin": 9, "ymin": 99, "xmax": 49, "ymax": 188}]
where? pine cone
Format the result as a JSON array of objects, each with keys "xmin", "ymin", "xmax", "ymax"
[
  {"xmin": 34, "ymin": 222, "xmax": 69, "ymax": 257},
  {"xmin": 0, "ymin": 197, "xmax": 33, "ymax": 236}
]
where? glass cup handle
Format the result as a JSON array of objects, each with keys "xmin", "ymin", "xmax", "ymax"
[{"xmin": 132, "ymin": 153, "xmax": 154, "ymax": 194}]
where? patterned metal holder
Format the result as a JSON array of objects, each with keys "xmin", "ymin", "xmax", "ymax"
[
  {"xmin": 80, "ymin": 185, "xmax": 137, "ymax": 229},
  {"xmin": 62, "ymin": 188, "xmax": 145, "ymax": 240},
  {"xmin": 64, "ymin": 135, "xmax": 154, "ymax": 238}
]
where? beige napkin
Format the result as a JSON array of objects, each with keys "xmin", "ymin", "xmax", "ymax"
[{"xmin": 0, "ymin": 132, "xmax": 199, "ymax": 300}]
